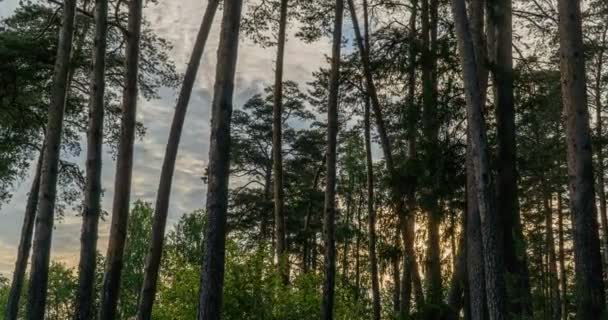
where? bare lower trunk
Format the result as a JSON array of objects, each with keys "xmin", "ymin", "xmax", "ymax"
[
  {"xmin": 26, "ymin": 1, "xmax": 78, "ymax": 318},
  {"xmin": 557, "ymin": 0, "xmax": 606, "ymax": 317},
  {"xmin": 544, "ymin": 189, "xmax": 561, "ymax": 320},
  {"xmin": 135, "ymin": 2, "xmax": 220, "ymax": 319},
  {"xmin": 487, "ymin": 0, "xmax": 533, "ymax": 316},
  {"xmin": 5, "ymin": 151, "xmax": 43, "ymax": 320},
  {"xmin": 557, "ymin": 192, "xmax": 568, "ymax": 319},
  {"xmin": 320, "ymin": 1, "xmax": 343, "ymax": 318},
  {"xmin": 303, "ymin": 156, "xmax": 325, "ymax": 273},
  {"xmin": 273, "ymin": 0, "xmax": 289, "ymax": 286},
  {"xmin": 74, "ymin": 0, "xmax": 108, "ymax": 318},
  {"xmin": 364, "ymin": 96, "xmax": 381, "ymax": 320},
  {"xmin": 197, "ymin": 1, "xmax": 243, "ymax": 319},
  {"xmin": 447, "ymin": 222, "xmax": 467, "ymax": 319},
  {"xmin": 452, "ymin": 0, "xmax": 508, "ymax": 317},
  {"xmin": 466, "ymin": 144, "xmax": 487, "ymax": 320},
  {"xmin": 594, "ymin": 36, "xmax": 608, "ymax": 268},
  {"xmin": 98, "ymin": 0, "xmax": 143, "ymax": 318}
]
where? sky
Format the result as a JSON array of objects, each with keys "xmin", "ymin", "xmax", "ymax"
[{"xmin": 0, "ymin": 0, "xmax": 332, "ymax": 276}]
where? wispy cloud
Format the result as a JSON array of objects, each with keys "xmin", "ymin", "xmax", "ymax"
[{"xmin": 0, "ymin": 0, "xmax": 330, "ymax": 276}]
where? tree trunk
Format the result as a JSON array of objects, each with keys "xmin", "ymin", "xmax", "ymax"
[
  {"xmin": 544, "ymin": 189, "xmax": 561, "ymax": 320},
  {"xmin": 303, "ymin": 156, "xmax": 325, "ymax": 273},
  {"xmin": 557, "ymin": 192, "xmax": 568, "ymax": 319},
  {"xmin": 26, "ymin": 0, "xmax": 78, "ymax": 318},
  {"xmin": 273, "ymin": 0, "xmax": 289, "ymax": 286},
  {"xmin": 393, "ymin": 231, "xmax": 401, "ymax": 314},
  {"xmin": 196, "ymin": 0, "xmax": 243, "ymax": 318},
  {"xmin": 5, "ymin": 150, "xmax": 43, "ymax": 320},
  {"xmin": 487, "ymin": 0, "xmax": 534, "ymax": 316},
  {"xmin": 421, "ymin": 0, "xmax": 442, "ymax": 307},
  {"xmin": 466, "ymin": 144, "xmax": 487, "ymax": 320},
  {"xmin": 135, "ymin": 2, "xmax": 220, "ymax": 319},
  {"xmin": 557, "ymin": 0, "xmax": 606, "ymax": 317},
  {"xmin": 98, "ymin": 0, "xmax": 143, "ymax": 318},
  {"xmin": 447, "ymin": 221, "xmax": 467, "ymax": 320},
  {"xmin": 320, "ymin": 0, "xmax": 343, "ymax": 318},
  {"xmin": 75, "ymin": 0, "xmax": 108, "ymax": 319},
  {"xmin": 364, "ymin": 96, "xmax": 381, "ymax": 320},
  {"xmin": 355, "ymin": 195, "xmax": 362, "ymax": 300},
  {"xmin": 594, "ymin": 34, "xmax": 608, "ymax": 268},
  {"xmin": 341, "ymin": 193, "xmax": 353, "ymax": 285},
  {"xmin": 451, "ymin": 0, "xmax": 508, "ymax": 317}
]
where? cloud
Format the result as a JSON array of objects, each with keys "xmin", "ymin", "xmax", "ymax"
[{"xmin": 0, "ymin": 0, "xmax": 330, "ymax": 276}]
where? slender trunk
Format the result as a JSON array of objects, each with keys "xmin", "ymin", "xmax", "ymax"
[
  {"xmin": 466, "ymin": 145, "xmax": 487, "ymax": 320},
  {"xmin": 98, "ymin": 0, "xmax": 143, "ymax": 318},
  {"xmin": 594, "ymin": 34, "xmax": 608, "ymax": 268},
  {"xmin": 557, "ymin": 192, "xmax": 568, "ymax": 319},
  {"xmin": 392, "ymin": 239, "xmax": 401, "ymax": 314},
  {"xmin": 421, "ymin": 0, "xmax": 442, "ymax": 306},
  {"xmin": 74, "ymin": 0, "xmax": 108, "ymax": 318},
  {"xmin": 26, "ymin": 1, "xmax": 77, "ymax": 318},
  {"xmin": 488, "ymin": 0, "xmax": 534, "ymax": 316},
  {"xmin": 400, "ymin": 0, "xmax": 419, "ymax": 316},
  {"xmin": 544, "ymin": 190, "xmax": 561, "ymax": 320},
  {"xmin": 135, "ymin": 2, "xmax": 220, "ymax": 319},
  {"xmin": 447, "ymin": 222, "xmax": 467, "ymax": 320},
  {"xmin": 303, "ymin": 156, "xmax": 326, "ymax": 273},
  {"xmin": 5, "ymin": 151, "xmax": 43, "ymax": 320},
  {"xmin": 320, "ymin": 0, "xmax": 343, "ymax": 317},
  {"xmin": 364, "ymin": 96, "xmax": 381, "ymax": 320},
  {"xmin": 196, "ymin": 0, "xmax": 243, "ymax": 318},
  {"xmin": 273, "ymin": 0, "xmax": 289, "ymax": 285},
  {"xmin": 557, "ymin": 0, "xmax": 606, "ymax": 317},
  {"xmin": 452, "ymin": 0, "xmax": 508, "ymax": 317},
  {"xmin": 355, "ymin": 195, "xmax": 362, "ymax": 300},
  {"xmin": 341, "ymin": 193, "xmax": 353, "ymax": 285}
]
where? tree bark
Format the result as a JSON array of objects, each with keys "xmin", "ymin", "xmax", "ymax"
[
  {"xmin": 320, "ymin": 0, "xmax": 343, "ymax": 318},
  {"xmin": 451, "ymin": 0, "xmax": 508, "ymax": 318},
  {"xmin": 593, "ymin": 32, "xmax": 608, "ymax": 268},
  {"xmin": 557, "ymin": 192, "xmax": 568, "ymax": 319},
  {"xmin": 447, "ymin": 221, "xmax": 467, "ymax": 320},
  {"xmin": 544, "ymin": 189, "xmax": 561, "ymax": 320},
  {"xmin": 303, "ymin": 156, "xmax": 325, "ymax": 273},
  {"xmin": 74, "ymin": 0, "xmax": 108, "ymax": 318},
  {"xmin": 26, "ymin": 0, "xmax": 78, "ymax": 318},
  {"xmin": 466, "ymin": 144, "xmax": 487, "ymax": 320},
  {"xmin": 364, "ymin": 96, "xmax": 381, "ymax": 320},
  {"xmin": 487, "ymin": 0, "xmax": 534, "ymax": 316},
  {"xmin": 557, "ymin": 0, "xmax": 606, "ymax": 317},
  {"xmin": 196, "ymin": 0, "xmax": 243, "ymax": 318},
  {"xmin": 5, "ymin": 150, "xmax": 43, "ymax": 320},
  {"xmin": 273, "ymin": 0, "xmax": 290, "ymax": 286},
  {"xmin": 135, "ymin": 2, "xmax": 220, "ymax": 319},
  {"xmin": 98, "ymin": 0, "xmax": 143, "ymax": 318}
]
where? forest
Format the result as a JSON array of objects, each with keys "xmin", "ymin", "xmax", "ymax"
[{"xmin": 0, "ymin": 0, "xmax": 607, "ymax": 319}]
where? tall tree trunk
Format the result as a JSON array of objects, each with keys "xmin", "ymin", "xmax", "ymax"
[
  {"xmin": 557, "ymin": 0, "xmax": 606, "ymax": 317},
  {"xmin": 393, "ymin": 232, "xmax": 401, "ymax": 314},
  {"xmin": 303, "ymin": 156, "xmax": 325, "ymax": 273},
  {"xmin": 75, "ymin": 0, "xmax": 108, "ymax": 318},
  {"xmin": 451, "ymin": 0, "xmax": 508, "ymax": 317},
  {"xmin": 355, "ymin": 195, "xmax": 362, "ymax": 300},
  {"xmin": 594, "ymin": 34, "xmax": 608, "ymax": 268},
  {"xmin": 342, "ymin": 193, "xmax": 353, "ymax": 285},
  {"xmin": 5, "ymin": 150, "xmax": 43, "ymax": 320},
  {"xmin": 544, "ymin": 190, "xmax": 561, "ymax": 320},
  {"xmin": 466, "ymin": 145, "xmax": 487, "ymax": 320},
  {"xmin": 26, "ymin": 0, "xmax": 78, "ymax": 318},
  {"xmin": 421, "ymin": 0, "xmax": 442, "ymax": 307},
  {"xmin": 487, "ymin": 0, "xmax": 534, "ymax": 316},
  {"xmin": 196, "ymin": 0, "xmax": 243, "ymax": 318},
  {"xmin": 98, "ymin": 0, "xmax": 143, "ymax": 318},
  {"xmin": 364, "ymin": 96, "xmax": 381, "ymax": 320},
  {"xmin": 273, "ymin": 0, "xmax": 289, "ymax": 285},
  {"xmin": 447, "ymin": 220, "xmax": 467, "ymax": 320},
  {"xmin": 557, "ymin": 192, "xmax": 568, "ymax": 320},
  {"xmin": 320, "ymin": 0, "xmax": 343, "ymax": 318},
  {"xmin": 135, "ymin": 2, "xmax": 220, "ymax": 319}
]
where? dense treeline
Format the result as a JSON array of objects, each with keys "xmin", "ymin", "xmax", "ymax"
[{"xmin": 0, "ymin": 0, "xmax": 607, "ymax": 319}]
